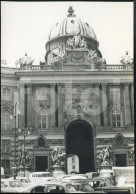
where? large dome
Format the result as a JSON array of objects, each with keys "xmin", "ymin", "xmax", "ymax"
[{"xmin": 48, "ymin": 6, "xmax": 97, "ymax": 41}]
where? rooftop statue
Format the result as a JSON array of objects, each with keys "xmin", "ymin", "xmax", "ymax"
[
  {"xmin": 120, "ymin": 51, "xmax": 133, "ymax": 65},
  {"xmin": 99, "ymin": 144, "xmax": 113, "ymax": 165},
  {"xmin": 67, "ymin": 6, "xmax": 76, "ymax": 17},
  {"xmin": 16, "ymin": 53, "xmax": 34, "ymax": 70},
  {"xmin": 88, "ymin": 50, "xmax": 106, "ymax": 69},
  {"xmin": 51, "ymin": 146, "xmax": 66, "ymax": 167}
]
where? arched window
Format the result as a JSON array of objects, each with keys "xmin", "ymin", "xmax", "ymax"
[
  {"xmin": 2, "ymin": 111, "xmax": 11, "ymax": 130},
  {"xmin": 111, "ymin": 108, "xmax": 122, "ymax": 127},
  {"xmin": 37, "ymin": 109, "xmax": 48, "ymax": 129}
]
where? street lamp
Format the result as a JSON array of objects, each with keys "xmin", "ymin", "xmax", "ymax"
[
  {"xmin": 18, "ymin": 127, "xmax": 30, "ymax": 177},
  {"xmin": 10, "ymin": 102, "xmax": 20, "ymax": 180},
  {"xmin": 23, "ymin": 129, "xmax": 30, "ymax": 177}
]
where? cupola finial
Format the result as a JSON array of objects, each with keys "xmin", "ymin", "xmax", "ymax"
[{"xmin": 67, "ymin": 6, "xmax": 76, "ymax": 17}]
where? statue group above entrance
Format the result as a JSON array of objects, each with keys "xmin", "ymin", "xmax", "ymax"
[{"xmin": 67, "ymin": 34, "xmax": 88, "ymax": 50}]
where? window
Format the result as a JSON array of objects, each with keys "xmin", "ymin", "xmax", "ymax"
[
  {"xmin": 3, "ymin": 88, "xmax": 11, "ymax": 100},
  {"xmin": 110, "ymin": 88, "xmax": 120, "ymax": 100},
  {"xmin": 2, "ymin": 159, "xmax": 10, "ymax": 169},
  {"xmin": 2, "ymin": 140, "xmax": 10, "ymax": 153},
  {"xmin": 72, "ymin": 157, "xmax": 75, "ymax": 163},
  {"xmin": 37, "ymin": 109, "xmax": 48, "ymax": 129},
  {"xmin": 111, "ymin": 108, "xmax": 122, "ymax": 127},
  {"xmin": 36, "ymin": 88, "xmax": 48, "ymax": 101},
  {"xmin": 2, "ymin": 111, "xmax": 11, "ymax": 130}
]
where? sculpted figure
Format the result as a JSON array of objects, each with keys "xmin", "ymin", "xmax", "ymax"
[
  {"xmin": 51, "ymin": 146, "xmax": 66, "ymax": 166},
  {"xmin": 67, "ymin": 38, "xmax": 74, "ymax": 50},
  {"xmin": 120, "ymin": 51, "xmax": 133, "ymax": 65},
  {"xmin": 73, "ymin": 34, "xmax": 81, "ymax": 48},
  {"xmin": 80, "ymin": 38, "xmax": 87, "ymax": 49},
  {"xmin": 99, "ymin": 144, "xmax": 112, "ymax": 165}
]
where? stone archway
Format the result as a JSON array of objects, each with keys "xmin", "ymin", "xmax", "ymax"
[{"xmin": 66, "ymin": 119, "xmax": 94, "ymax": 173}]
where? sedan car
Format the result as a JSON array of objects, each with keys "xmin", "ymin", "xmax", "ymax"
[
  {"xmin": 22, "ymin": 182, "xmax": 70, "ymax": 193},
  {"xmin": 3, "ymin": 180, "xmax": 25, "ymax": 193}
]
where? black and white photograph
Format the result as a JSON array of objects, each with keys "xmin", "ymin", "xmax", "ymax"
[{"xmin": 1, "ymin": 1, "xmax": 134, "ymax": 193}]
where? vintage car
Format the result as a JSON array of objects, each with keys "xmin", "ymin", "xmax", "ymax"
[
  {"xmin": 62, "ymin": 181, "xmax": 106, "ymax": 193},
  {"xmin": 3, "ymin": 179, "xmax": 25, "ymax": 193},
  {"xmin": 22, "ymin": 182, "xmax": 70, "ymax": 193},
  {"xmin": 1, "ymin": 179, "xmax": 19, "ymax": 193},
  {"xmin": 74, "ymin": 178, "xmax": 134, "ymax": 194},
  {"xmin": 8, "ymin": 176, "xmax": 31, "ymax": 187}
]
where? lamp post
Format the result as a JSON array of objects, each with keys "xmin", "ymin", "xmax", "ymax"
[
  {"xmin": 10, "ymin": 102, "xmax": 20, "ymax": 180},
  {"xmin": 22, "ymin": 129, "xmax": 30, "ymax": 177}
]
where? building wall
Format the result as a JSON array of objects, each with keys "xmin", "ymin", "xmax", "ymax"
[{"xmin": 1, "ymin": 66, "xmax": 134, "ymax": 176}]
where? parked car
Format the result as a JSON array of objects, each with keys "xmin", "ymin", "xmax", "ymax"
[
  {"xmin": 8, "ymin": 176, "xmax": 31, "ymax": 187},
  {"xmin": 75, "ymin": 178, "xmax": 134, "ymax": 194},
  {"xmin": 28, "ymin": 172, "xmax": 52, "ymax": 183},
  {"xmin": 22, "ymin": 182, "xmax": 70, "ymax": 193},
  {"xmin": 1, "ymin": 179, "xmax": 20, "ymax": 193},
  {"xmin": 57, "ymin": 174, "xmax": 88, "ymax": 182},
  {"xmin": 62, "ymin": 181, "xmax": 106, "ymax": 193},
  {"xmin": 35, "ymin": 177, "xmax": 58, "ymax": 183},
  {"xmin": 3, "ymin": 179, "xmax": 25, "ymax": 193}
]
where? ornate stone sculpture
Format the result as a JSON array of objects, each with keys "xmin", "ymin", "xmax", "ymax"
[
  {"xmin": 19, "ymin": 148, "xmax": 32, "ymax": 168},
  {"xmin": 129, "ymin": 147, "xmax": 134, "ymax": 166},
  {"xmin": 51, "ymin": 51, "xmax": 66, "ymax": 70},
  {"xmin": 88, "ymin": 50, "xmax": 106, "ymax": 69},
  {"xmin": 120, "ymin": 51, "xmax": 133, "ymax": 65},
  {"xmin": 66, "ymin": 35, "xmax": 88, "ymax": 50},
  {"xmin": 51, "ymin": 146, "xmax": 66, "ymax": 167},
  {"xmin": 67, "ymin": 6, "xmax": 76, "ymax": 17},
  {"xmin": 99, "ymin": 144, "xmax": 113, "ymax": 165},
  {"xmin": 16, "ymin": 53, "xmax": 34, "ymax": 70}
]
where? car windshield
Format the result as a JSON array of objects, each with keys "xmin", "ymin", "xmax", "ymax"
[
  {"xmin": 9, "ymin": 181, "xmax": 22, "ymax": 187},
  {"xmin": 42, "ymin": 173, "xmax": 51, "ymax": 177}
]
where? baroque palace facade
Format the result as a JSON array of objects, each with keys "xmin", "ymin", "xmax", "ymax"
[{"xmin": 1, "ymin": 7, "xmax": 134, "ymax": 176}]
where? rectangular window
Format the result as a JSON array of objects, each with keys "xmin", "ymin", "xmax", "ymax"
[
  {"xmin": 72, "ymin": 157, "xmax": 75, "ymax": 163},
  {"xmin": 36, "ymin": 88, "xmax": 48, "ymax": 101},
  {"xmin": 110, "ymin": 88, "xmax": 120, "ymax": 100},
  {"xmin": 2, "ymin": 140, "xmax": 10, "ymax": 154},
  {"xmin": 3, "ymin": 88, "xmax": 11, "ymax": 100}
]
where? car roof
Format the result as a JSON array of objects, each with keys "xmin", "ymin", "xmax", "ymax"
[{"xmin": 30, "ymin": 172, "xmax": 51, "ymax": 174}]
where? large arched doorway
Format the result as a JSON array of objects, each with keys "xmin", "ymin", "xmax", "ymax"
[{"xmin": 66, "ymin": 120, "xmax": 94, "ymax": 173}]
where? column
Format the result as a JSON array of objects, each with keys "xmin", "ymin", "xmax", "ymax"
[
  {"xmin": 19, "ymin": 83, "xmax": 25, "ymax": 128},
  {"xmin": 124, "ymin": 83, "xmax": 132, "ymax": 125},
  {"xmin": 94, "ymin": 84, "xmax": 101, "ymax": 126},
  {"xmin": 50, "ymin": 84, "xmax": 56, "ymax": 127},
  {"xmin": 27, "ymin": 83, "xmax": 32, "ymax": 128},
  {"xmin": 101, "ymin": 83, "xmax": 108, "ymax": 126},
  {"xmin": 58, "ymin": 83, "xmax": 64, "ymax": 127},
  {"xmin": 130, "ymin": 83, "xmax": 134, "ymax": 125}
]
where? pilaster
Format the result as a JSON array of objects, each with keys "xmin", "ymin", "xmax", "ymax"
[
  {"xmin": 94, "ymin": 83, "xmax": 101, "ymax": 126},
  {"xmin": 101, "ymin": 83, "xmax": 108, "ymax": 126},
  {"xmin": 58, "ymin": 83, "xmax": 64, "ymax": 127},
  {"xmin": 123, "ymin": 83, "xmax": 132, "ymax": 125},
  {"xmin": 50, "ymin": 84, "xmax": 56, "ymax": 127},
  {"xmin": 19, "ymin": 83, "xmax": 25, "ymax": 128},
  {"xmin": 27, "ymin": 83, "xmax": 32, "ymax": 128},
  {"xmin": 130, "ymin": 83, "xmax": 134, "ymax": 125}
]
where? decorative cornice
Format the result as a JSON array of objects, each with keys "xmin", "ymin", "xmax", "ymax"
[{"xmin": 15, "ymin": 70, "xmax": 133, "ymax": 77}]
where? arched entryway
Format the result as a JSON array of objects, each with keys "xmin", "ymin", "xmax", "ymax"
[{"xmin": 66, "ymin": 119, "xmax": 94, "ymax": 173}]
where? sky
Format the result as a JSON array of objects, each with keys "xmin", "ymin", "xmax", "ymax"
[{"xmin": 1, "ymin": 1, "xmax": 134, "ymax": 67}]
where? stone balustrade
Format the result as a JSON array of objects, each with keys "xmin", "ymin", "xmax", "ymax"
[{"xmin": 19, "ymin": 64, "xmax": 133, "ymax": 71}]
